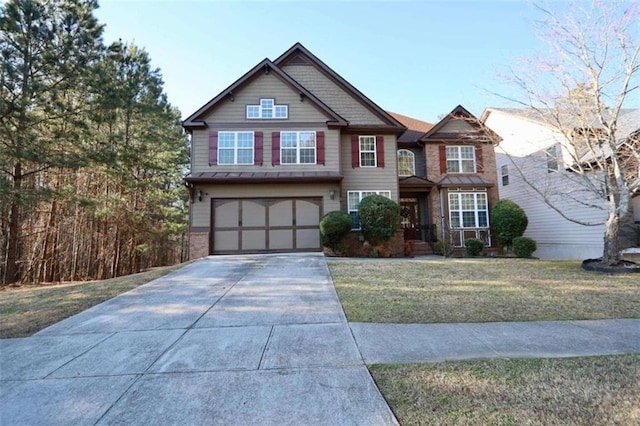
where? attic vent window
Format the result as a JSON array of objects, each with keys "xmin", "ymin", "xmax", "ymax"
[{"xmin": 246, "ymin": 98, "xmax": 288, "ymax": 119}]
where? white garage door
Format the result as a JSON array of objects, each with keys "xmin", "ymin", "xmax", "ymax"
[{"xmin": 211, "ymin": 198, "xmax": 322, "ymax": 254}]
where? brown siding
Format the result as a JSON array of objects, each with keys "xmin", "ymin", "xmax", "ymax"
[
  {"xmin": 281, "ymin": 63, "xmax": 386, "ymax": 125},
  {"xmin": 340, "ymin": 134, "xmax": 399, "ymax": 205}
]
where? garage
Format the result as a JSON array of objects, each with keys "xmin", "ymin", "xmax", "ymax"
[{"xmin": 211, "ymin": 197, "xmax": 323, "ymax": 254}]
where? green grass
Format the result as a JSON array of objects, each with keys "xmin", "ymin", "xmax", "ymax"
[
  {"xmin": 329, "ymin": 258, "xmax": 640, "ymax": 323},
  {"xmin": 0, "ymin": 264, "xmax": 185, "ymax": 338},
  {"xmin": 370, "ymin": 354, "xmax": 640, "ymax": 425}
]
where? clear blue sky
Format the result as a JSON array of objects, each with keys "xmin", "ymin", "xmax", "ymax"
[{"xmin": 95, "ymin": 0, "xmax": 562, "ymax": 123}]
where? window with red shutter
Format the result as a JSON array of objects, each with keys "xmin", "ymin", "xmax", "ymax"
[
  {"xmin": 351, "ymin": 135, "xmax": 359, "ymax": 168},
  {"xmin": 272, "ymin": 132, "xmax": 280, "ymax": 165},
  {"xmin": 209, "ymin": 131, "xmax": 218, "ymax": 166},
  {"xmin": 254, "ymin": 132, "xmax": 263, "ymax": 165},
  {"xmin": 317, "ymin": 131, "xmax": 325, "ymax": 165},
  {"xmin": 376, "ymin": 136, "xmax": 384, "ymax": 168}
]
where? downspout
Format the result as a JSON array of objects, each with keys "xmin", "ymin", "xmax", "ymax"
[{"xmin": 438, "ymin": 185, "xmax": 447, "ymax": 258}]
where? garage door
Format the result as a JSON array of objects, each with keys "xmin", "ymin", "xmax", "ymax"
[{"xmin": 211, "ymin": 198, "xmax": 322, "ymax": 254}]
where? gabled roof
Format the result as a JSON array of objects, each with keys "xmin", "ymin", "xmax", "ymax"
[
  {"xmin": 274, "ymin": 43, "xmax": 406, "ymax": 132},
  {"xmin": 182, "ymin": 57, "xmax": 348, "ymax": 130},
  {"xmin": 422, "ymin": 105, "xmax": 501, "ymax": 144},
  {"xmin": 388, "ymin": 111, "xmax": 434, "ymax": 143}
]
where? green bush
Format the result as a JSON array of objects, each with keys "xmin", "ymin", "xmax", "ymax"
[
  {"xmin": 358, "ymin": 195, "xmax": 400, "ymax": 245},
  {"xmin": 319, "ymin": 211, "xmax": 352, "ymax": 254},
  {"xmin": 490, "ymin": 199, "xmax": 528, "ymax": 253},
  {"xmin": 465, "ymin": 238, "xmax": 485, "ymax": 256},
  {"xmin": 434, "ymin": 239, "xmax": 453, "ymax": 257},
  {"xmin": 513, "ymin": 236, "xmax": 537, "ymax": 258}
]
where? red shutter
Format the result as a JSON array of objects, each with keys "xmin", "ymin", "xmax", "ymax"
[
  {"xmin": 351, "ymin": 135, "xmax": 360, "ymax": 168},
  {"xmin": 316, "ymin": 131, "xmax": 325, "ymax": 165},
  {"xmin": 439, "ymin": 145, "xmax": 447, "ymax": 174},
  {"xmin": 376, "ymin": 136, "xmax": 384, "ymax": 168},
  {"xmin": 209, "ymin": 131, "xmax": 218, "ymax": 166},
  {"xmin": 254, "ymin": 132, "xmax": 263, "ymax": 165},
  {"xmin": 475, "ymin": 145, "xmax": 484, "ymax": 173},
  {"xmin": 272, "ymin": 132, "xmax": 280, "ymax": 166}
]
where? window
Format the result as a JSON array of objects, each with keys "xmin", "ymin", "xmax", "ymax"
[
  {"xmin": 360, "ymin": 136, "xmax": 377, "ymax": 167},
  {"xmin": 281, "ymin": 131, "xmax": 316, "ymax": 164},
  {"xmin": 218, "ymin": 131, "xmax": 254, "ymax": 164},
  {"xmin": 347, "ymin": 190, "xmax": 391, "ymax": 229},
  {"xmin": 501, "ymin": 164, "xmax": 509, "ymax": 186},
  {"xmin": 246, "ymin": 98, "xmax": 288, "ymax": 119},
  {"xmin": 446, "ymin": 146, "xmax": 476, "ymax": 173},
  {"xmin": 449, "ymin": 192, "xmax": 489, "ymax": 228},
  {"xmin": 546, "ymin": 145, "xmax": 558, "ymax": 172},
  {"xmin": 397, "ymin": 150, "xmax": 415, "ymax": 176}
]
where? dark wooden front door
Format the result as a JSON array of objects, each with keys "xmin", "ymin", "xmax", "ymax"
[{"xmin": 400, "ymin": 199, "xmax": 420, "ymax": 240}]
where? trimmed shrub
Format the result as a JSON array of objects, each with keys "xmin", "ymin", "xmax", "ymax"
[
  {"xmin": 358, "ymin": 195, "xmax": 400, "ymax": 245},
  {"xmin": 434, "ymin": 239, "xmax": 453, "ymax": 257},
  {"xmin": 319, "ymin": 211, "xmax": 352, "ymax": 254},
  {"xmin": 490, "ymin": 199, "xmax": 528, "ymax": 253},
  {"xmin": 465, "ymin": 238, "xmax": 485, "ymax": 256},
  {"xmin": 513, "ymin": 236, "xmax": 537, "ymax": 258}
]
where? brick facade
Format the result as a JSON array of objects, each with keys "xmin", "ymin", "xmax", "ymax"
[{"xmin": 189, "ymin": 232, "xmax": 209, "ymax": 260}]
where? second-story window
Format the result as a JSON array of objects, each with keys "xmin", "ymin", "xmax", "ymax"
[
  {"xmin": 218, "ymin": 131, "xmax": 254, "ymax": 164},
  {"xmin": 360, "ymin": 136, "xmax": 377, "ymax": 167},
  {"xmin": 397, "ymin": 149, "xmax": 415, "ymax": 176},
  {"xmin": 501, "ymin": 164, "xmax": 509, "ymax": 186},
  {"xmin": 281, "ymin": 131, "xmax": 316, "ymax": 164},
  {"xmin": 446, "ymin": 146, "xmax": 475, "ymax": 173},
  {"xmin": 246, "ymin": 98, "xmax": 288, "ymax": 119}
]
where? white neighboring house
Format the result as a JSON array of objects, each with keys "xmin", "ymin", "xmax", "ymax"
[{"xmin": 482, "ymin": 107, "xmax": 640, "ymax": 260}]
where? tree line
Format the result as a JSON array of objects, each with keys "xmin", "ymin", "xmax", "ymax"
[{"xmin": 0, "ymin": 0, "xmax": 189, "ymax": 285}]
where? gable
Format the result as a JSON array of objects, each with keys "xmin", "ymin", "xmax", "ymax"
[
  {"xmin": 198, "ymin": 72, "xmax": 331, "ymax": 124},
  {"xmin": 422, "ymin": 105, "xmax": 500, "ymax": 143},
  {"xmin": 276, "ymin": 43, "xmax": 404, "ymax": 130}
]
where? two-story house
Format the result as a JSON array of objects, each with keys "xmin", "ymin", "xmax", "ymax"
[{"xmin": 183, "ymin": 43, "xmax": 501, "ymax": 258}]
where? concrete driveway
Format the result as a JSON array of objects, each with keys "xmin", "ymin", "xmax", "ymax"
[{"xmin": 0, "ymin": 253, "xmax": 397, "ymax": 425}]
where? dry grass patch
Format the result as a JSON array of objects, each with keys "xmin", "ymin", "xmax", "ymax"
[
  {"xmin": 370, "ymin": 354, "xmax": 640, "ymax": 425},
  {"xmin": 329, "ymin": 259, "xmax": 640, "ymax": 323},
  {"xmin": 0, "ymin": 264, "xmax": 185, "ymax": 338}
]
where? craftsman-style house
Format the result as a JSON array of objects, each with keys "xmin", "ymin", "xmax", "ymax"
[{"xmin": 183, "ymin": 43, "xmax": 500, "ymax": 258}]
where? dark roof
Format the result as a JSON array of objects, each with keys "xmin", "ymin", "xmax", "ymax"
[
  {"xmin": 182, "ymin": 58, "xmax": 347, "ymax": 130},
  {"xmin": 388, "ymin": 111, "xmax": 434, "ymax": 143},
  {"xmin": 422, "ymin": 105, "xmax": 501, "ymax": 144},
  {"xmin": 399, "ymin": 176, "xmax": 435, "ymax": 190},
  {"xmin": 438, "ymin": 175, "xmax": 495, "ymax": 188},
  {"xmin": 184, "ymin": 171, "xmax": 344, "ymax": 184}
]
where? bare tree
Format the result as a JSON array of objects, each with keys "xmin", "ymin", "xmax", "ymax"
[{"xmin": 495, "ymin": 0, "xmax": 639, "ymax": 265}]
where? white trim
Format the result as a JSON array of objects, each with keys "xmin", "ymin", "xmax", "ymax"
[
  {"xmin": 448, "ymin": 192, "xmax": 489, "ymax": 229},
  {"xmin": 359, "ymin": 136, "xmax": 377, "ymax": 167},
  {"xmin": 217, "ymin": 131, "xmax": 255, "ymax": 165},
  {"xmin": 246, "ymin": 98, "xmax": 288, "ymax": 119},
  {"xmin": 280, "ymin": 131, "xmax": 317, "ymax": 165},
  {"xmin": 446, "ymin": 145, "xmax": 476, "ymax": 173}
]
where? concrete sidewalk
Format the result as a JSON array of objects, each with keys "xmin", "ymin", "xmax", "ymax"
[
  {"xmin": 350, "ymin": 319, "xmax": 640, "ymax": 364},
  {"xmin": 0, "ymin": 254, "xmax": 397, "ymax": 425}
]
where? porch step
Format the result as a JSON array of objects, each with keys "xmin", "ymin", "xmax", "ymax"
[{"xmin": 412, "ymin": 241, "xmax": 434, "ymax": 255}]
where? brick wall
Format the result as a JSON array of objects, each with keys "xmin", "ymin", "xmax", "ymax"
[{"xmin": 189, "ymin": 232, "xmax": 209, "ymax": 260}]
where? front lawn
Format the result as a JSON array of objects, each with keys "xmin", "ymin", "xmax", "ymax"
[
  {"xmin": 371, "ymin": 354, "xmax": 640, "ymax": 425},
  {"xmin": 329, "ymin": 258, "xmax": 640, "ymax": 323},
  {"xmin": 0, "ymin": 264, "xmax": 185, "ymax": 338}
]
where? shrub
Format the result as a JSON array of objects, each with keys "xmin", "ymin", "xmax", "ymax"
[
  {"xmin": 513, "ymin": 236, "xmax": 537, "ymax": 257},
  {"xmin": 358, "ymin": 195, "xmax": 400, "ymax": 245},
  {"xmin": 319, "ymin": 211, "xmax": 352, "ymax": 254},
  {"xmin": 465, "ymin": 238, "xmax": 485, "ymax": 256},
  {"xmin": 434, "ymin": 239, "xmax": 453, "ymax": 257},
  {"xmin": 490, "ymin": 199, "xmax": 528, "ymax": 253}
]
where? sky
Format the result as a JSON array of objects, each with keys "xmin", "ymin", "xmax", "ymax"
[{"xmin": 94, "ymin": 0, "xmax": 563, "ymax": 124}]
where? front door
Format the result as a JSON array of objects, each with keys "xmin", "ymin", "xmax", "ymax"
[{"xmin": 400, "ymin": 198, "xmax": 420, "ymax": 240}]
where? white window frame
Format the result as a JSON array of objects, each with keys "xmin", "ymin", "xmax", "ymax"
[
  {"xmin": 501, "ymin": 164, "xmax": 509, "ymax": 186},
  {"xmin": 218, "ymin": 131, "xmax": 254, "ymax": 165},
  {"xmin": 359, "ymin": 136, "xmax": 377, "ymax": 167},
  {"xmin": 347, "ymin": 190, "xmax": 391, "ymax": 230},
  {"xmin": 280, "ymin": 131, "xmax": 317, "ymax": 165},
  {"xmin": 448, "ymin": 192, "xmax": 489, "ymax": 229},
  {"xmin": 546, "ymin": 145, "xmax": 559, "ymax": 172},
  {"xmin": 446, "ymin": 146, "xmax": 476, "ymax": 173},
  {"xmin": 397, "ymin": 149, "xmax": 415, "ymax": 176},
  {"xmin": 246, "ymin": 98, "xmax": 288, "ymax": 119}
]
